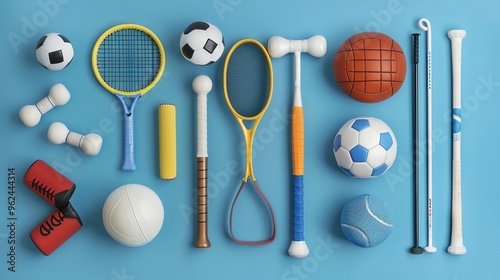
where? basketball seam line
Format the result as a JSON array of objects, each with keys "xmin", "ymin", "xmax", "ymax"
[
  {"xmin": 340, "ymin": 79, "xmax": 400, "ymax": 81},
  {"xmin": 337, "ymin": 49, "xmax": 404, "ymax": 53},
  {"xmin": 365, "ymin": 196, "xmax": 393, "ymax": 227},
  {"xmin": 378, "ymin": 38, "xmax": 382, "ymax": 93},
  {"xmin": 363, "ymin": 39, "xmax": 366, "ymax": 93},
  {"xmin": 347, "ymin": 71, "xmax": 398, "ymax": 73},
  {"xmin": 348, "ymin": 38, "xmax": 355, "ymax": 96},
  {"xmin": 390, "ymin": 39, "xmax": 395, "ymax": 95}
]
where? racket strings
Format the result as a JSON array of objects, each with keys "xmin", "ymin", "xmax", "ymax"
[
  {"xmin": 226, "ymin": 44, "xmax": 271, "ymax": 118},
  {"xmin": 97, "ymin": 29, "xmax": 162, "ymax": 93}
]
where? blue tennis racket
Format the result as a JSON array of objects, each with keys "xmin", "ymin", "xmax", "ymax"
[{"xmin": 92, "ymin": 24, "xmax": 165, "ymax": 170}]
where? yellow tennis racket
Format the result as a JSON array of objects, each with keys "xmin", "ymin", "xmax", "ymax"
[
  {"xmin": 223, "ymin": 39, "xmax": 276, "ymax": 245},
  {"xmin": 92, "ymin": 24, "xmax": 166, "ymax": 170}
]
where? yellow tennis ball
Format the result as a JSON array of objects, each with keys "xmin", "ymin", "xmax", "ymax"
[{"xmin": 102, "ymin": 184, "xmax": 164, "ymax": 247}]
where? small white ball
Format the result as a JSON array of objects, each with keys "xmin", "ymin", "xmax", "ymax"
[
  {"xmin": 102, "ymin": 184, "xmax": 164, "ymax": 247},
  {"xmin": 192, "ymin": 75, "xmax": 212, "ymax": 95}
]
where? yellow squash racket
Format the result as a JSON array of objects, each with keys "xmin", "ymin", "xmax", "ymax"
[{"xmin": 223, "ymin": 39, "xmax": 276, "ymax": 245}]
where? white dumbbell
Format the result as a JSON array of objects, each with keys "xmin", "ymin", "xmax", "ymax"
[
  {"xmin": 267, "ymin": 35, "xmax": 327, "ymax": 59},
  {"xmin": 19, "ymin": 84, "xmax": 70, "ymax": 127},
  {"xmin": 47, "ymin": 122, "xmax": 103, "ymax": 156}
]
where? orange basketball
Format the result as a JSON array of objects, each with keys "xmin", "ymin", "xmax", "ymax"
[{"xmin": 333, "ymin": 32, "xmax": 406, "ymax": 103}]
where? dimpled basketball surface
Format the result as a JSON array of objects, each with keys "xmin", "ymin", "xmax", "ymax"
[
  {"xmin": 102, "ymin": 184, "xmax": 164, "ymax": 247},
  {"xmin": 340, "ymin": 194, "xmax": 393, "ymax": 248},
  {"xmin": 333, "ymin": 32, "xmax": 406, "ymax": 103}
]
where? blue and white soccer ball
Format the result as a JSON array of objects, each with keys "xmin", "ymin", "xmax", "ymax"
[
  {"xmin": 179, "ymin": 21, "xmax": 224, "ymax": 66},
  {"xmin": 333, "ymin": 117, "xmax": 397, "ymax": 178},
  {"xmin": 36, "ymin": 33, "xmax": 74, "ymax": 71}
]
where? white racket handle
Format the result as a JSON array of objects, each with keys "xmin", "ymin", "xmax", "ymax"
[
  {"xmin": 447, "ymin": 29, "xmax": 466, "ymax": 255},
  {"xmin": 193, "ymin": 75, "xmax": 212, "ymax": 157},
  {"xmin": 449, "ymin": 30, "xmax": 465, "ymax": 110},
  {"xmin": 197, "ymin": 93, "xmax": 208, "ymax": 157}
]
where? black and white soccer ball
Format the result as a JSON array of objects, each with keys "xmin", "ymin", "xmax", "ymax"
[
  {"xmin": 180, "ymin": 21, "xmax": 224, "ymax": 66},
  {"xmin": 36, "ymin": 33, "xmax": 74, "ymax": 71}
]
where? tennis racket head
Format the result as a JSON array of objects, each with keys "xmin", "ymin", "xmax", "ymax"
[
  {"xmin": 92, "ymin": 24, "xmax": 166, "ymax": 96},
  {"xmin": 223, "ymin": 39, "xmax": 273, "ymax": 120}
]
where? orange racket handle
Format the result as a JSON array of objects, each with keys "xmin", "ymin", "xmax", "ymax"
[
  {"xmin": 195, "ymin": 157, "xmax": 211, "ymax": 248},
  {"xmin": 291, "ymin": 105, "xmax": 307, "ymax": 249},
  {"xmin": 292, "ymin": 106, "xmax": 304, "ymax": 175}
]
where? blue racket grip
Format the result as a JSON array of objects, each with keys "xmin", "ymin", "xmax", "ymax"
[
  {"xmin": 122, "ymin": 113, "xmax": 136, "ymax": 171},
  {"xmin": 293, "ymin": 175, "xmax": 305, "ymax": 241}
]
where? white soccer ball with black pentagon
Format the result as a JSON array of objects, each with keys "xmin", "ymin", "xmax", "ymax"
[
  {"xmin": 180, "ymin": 21, "xmax": 224, "ymax": 66},
  {"xmin": 333, "ymin": 117, "xmax": 397, "ymax": 178},
  {"xmin": 36, "ymin": 33, "xmax": 74, "ymax": 71}
]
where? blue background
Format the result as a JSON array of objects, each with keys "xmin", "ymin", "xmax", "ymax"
[{"xmin": 1, "ymin": 0, "xmax": 499, "ymax": 279}]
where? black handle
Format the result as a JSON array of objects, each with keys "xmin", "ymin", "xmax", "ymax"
[
  {"xmin": 410, "ymin": 32, "xmax": 423, "ymax": 255},
  {"xmin": 412, "ymin": 33, "xmax": 420, "ymax": 64}
]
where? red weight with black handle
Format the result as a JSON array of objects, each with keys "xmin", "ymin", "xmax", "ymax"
[
  {"xmin": 30, "ymin": 203, "xmax": 83, "ymax": 256},
  {"xmin": 23, "ymin": 159, "xmax": 75, "ymax": 208}
]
